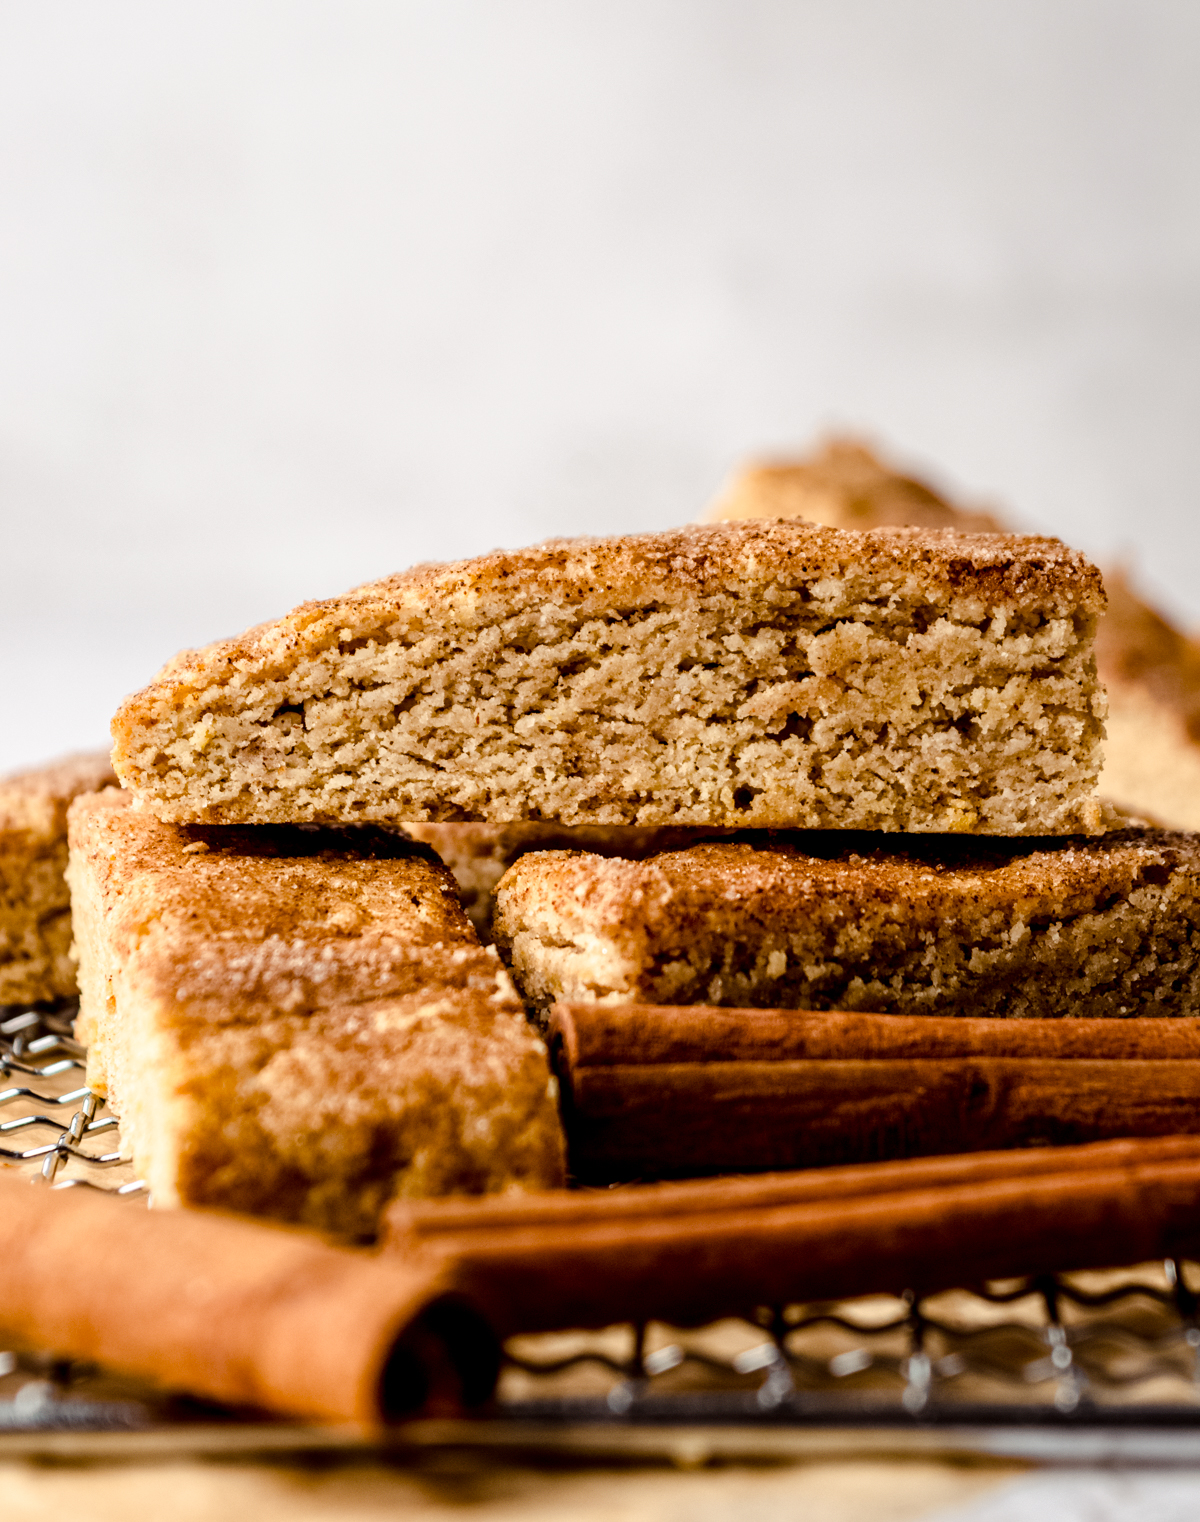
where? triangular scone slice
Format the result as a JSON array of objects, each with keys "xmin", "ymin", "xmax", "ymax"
[
  {"xmin": 112, "ymin": 520, "xmax": 1107, "ymax": 836},
  {"xmin": 66, "ymin": 791, "xmax": 564, "ymax": 1235},
  {"xmin": 493, "ymin": 831, "xmax": 1200, "ymax": 1021}
]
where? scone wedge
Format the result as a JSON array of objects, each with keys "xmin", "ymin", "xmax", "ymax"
[
  {"xmin": 493, "ymin": 832, "xmax": 1200, "ymax": 1020},
  {"xmin": 67, "ymin": 791, "xmax": 564, "ymax": 1234},
  {"xmin": 705, "ymin": 436, "xmax": 1005, "ymax": 534},
  {"xmin": 405, "ymin": 823, "xmax": 741, "ymax": 938},
  {"xmin": 113, "ymin": 521, "xmax": 1106, "ymax": 836},
  {"xmin": 0, "ymin": 752, "xmax": 117, "ymax": 1004},
  {"xmin": 705, "ymin": 435, "xmax": 1200, "ymax": 835}
]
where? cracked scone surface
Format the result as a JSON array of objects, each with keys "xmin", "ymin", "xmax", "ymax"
[
  {"xmin": 113, "ymin": 520, "xmax": 1106, "ymax": 835},
  {"xmin": 66, "ymin": 791, "xmax": 564, "ymax": 1235},
  {"xmin": 0, "ymin": 752, "xmax": 117, "ymax": 1004},
  {"xmin": 706, "ymin": 436, "xmax": 1200, "ymax": 836},
  {"xmin": 493, "ymin": 833, "xmax": 1200, "ymax": 1020}
]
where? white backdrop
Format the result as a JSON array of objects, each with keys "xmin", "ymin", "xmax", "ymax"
[{"xmin": 4, "ymin": 0, "xmax": 1200, "ymax": 771}]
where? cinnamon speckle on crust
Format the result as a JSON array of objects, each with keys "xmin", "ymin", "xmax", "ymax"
[{"xmin": 493, "ymin": 829, "xmax": 1200, "ymax": 1021}]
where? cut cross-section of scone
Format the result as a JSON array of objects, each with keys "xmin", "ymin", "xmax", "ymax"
[
  {"xmin": 0, "ymin": 752, "xmax": 117, "ymax": 1005},
  {"xmin": 492, "ymin": 832, "xmax": 1200, "ymax": 1020},
  {"xmin": 66, "ymin": 791, "xmax": 564, "ymax": 1235},
  {"xmin": 112, "ymin": 520, "xmax": 1107, "ymax": 836},
  {"xmin": 404, "ymin": 824, "xmax": 744, "ymax": 939}
]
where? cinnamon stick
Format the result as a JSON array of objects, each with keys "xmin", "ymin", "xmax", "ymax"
[
  {"xmin": 387, "ymin": 1136, "xmax": 1200, "ymax": 1334},
  {"xmin": 552, "ymin": 1005, "xmax": 1200, "ymax": 1066},
  {"xmin": 0, "ymin": 1175, "xmax": 497, "ymax": 1424},
  {"xmin": 549, "ymin": 1005, "xmax": 1200, "ymax": 1180}
]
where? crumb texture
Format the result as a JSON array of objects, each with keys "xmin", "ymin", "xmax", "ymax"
[
  {"xmin": 493, "ymin": 831, "xmax": 1200, "ymax": 1020},
  {"xmin": 0, "ymin": 752, "xmax": 117, "ymax": 1004},
  {"xmin": 112, "ymin": 520, "xmax": 1105, "ymax": 836},
  {"xmin": 66, "ymin": 792, "xmax": 564, "ymax": 1234}
]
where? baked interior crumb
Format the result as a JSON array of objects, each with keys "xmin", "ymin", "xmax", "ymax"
[
  {"xmin": 112, "ymin": 519, "xmax": 1107, "ymax": 836},
  {"xmin": 1095, "ymin": 569, "xmax": 1200, "ymax": 832},
  {"xmin": 66, "ymin": 791, "xmax": 564, "ymax": 1235},
  {"xmin": 706, "ymin": 435, "xmax": 1200, "ymax": 835},
  {"xmin": 0, "ymin": 752, "xmax": 117, "ymax": 1004},
  {"xmin": 492, "ymin": 831, "xmax": 1200, "ymax": 1020}
]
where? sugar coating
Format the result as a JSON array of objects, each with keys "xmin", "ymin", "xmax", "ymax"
[
  {"xmin": 493, "ymin": 832, "xmax": 1200, "ymax": 1020},
  {"xmin": 67, "ymin": 792, "xmax": 564, "ymax": 1235},
  {"xmin": 0, "ymin": 752, "xmax": 117, "ymax": 1004},
  {"xmin": 113, "ymin": 519, "xmax": 1107, "ymax": 836}
]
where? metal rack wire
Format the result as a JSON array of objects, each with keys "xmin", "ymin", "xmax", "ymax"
[{"xmin": 5, "ymin": 1001, "xmax": 1200, "ymax": 1452}]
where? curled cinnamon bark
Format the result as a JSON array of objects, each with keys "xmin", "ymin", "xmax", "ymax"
[
  {"xmin": 0, "ymin": 1175, "xmax": 497, "ymax": 1424},
  {"xmin": 548, "ymin": 1005, "xmax": 1200, "ymax": 1180},
  {"xmin": 387, "ymin": 1136, "xmax": 1200, "ymax": 1334}
]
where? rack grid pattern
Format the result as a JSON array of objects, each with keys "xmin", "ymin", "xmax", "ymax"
[{"xmin": 5, "ymin": 1002, "xmax": 1200, "ymax": 1442}]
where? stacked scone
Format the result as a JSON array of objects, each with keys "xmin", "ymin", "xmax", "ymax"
[{"xmin": 68, "ymin": 508, "xmax": 1200, "ymax": 1218}]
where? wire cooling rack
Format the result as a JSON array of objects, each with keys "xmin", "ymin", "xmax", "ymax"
[{"xmin": 5, "ymin": 1002, "xmax": 1200, "ymax": 1466}]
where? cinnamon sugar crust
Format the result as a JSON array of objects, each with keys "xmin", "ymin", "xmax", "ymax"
[
  {"xmin": 66, "ymin": 792, "xmax": 564, "ymax": 1234},
  {"xmin": 493, "ymin": 831, "xmax": 1200, "ymax": 1020},
  {"xmin": 112, "ymin": 519, "xmax": 1106, "ymax": 836},
  {"xmin": 0, "ymin": 752, "xmax": 117, "ymax": 1004}
]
